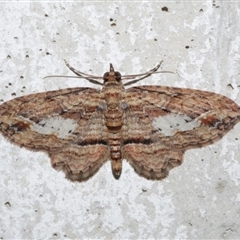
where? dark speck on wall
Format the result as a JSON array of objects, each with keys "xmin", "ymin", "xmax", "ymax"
[{"xmin": 161, "ymin": 6, "xmax": 168, "ymax": 12}]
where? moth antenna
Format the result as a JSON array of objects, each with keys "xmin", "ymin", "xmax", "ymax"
[
  {"xmin": 121, "ymin": 61, "xmax": 163, "ymax": 80},
  {"xmin": 123, "ymin": 71, "xmax": 175, "ymax": 86},
  {"xmin": 44, "ymin": 60, "xmax": 104, "ymax": 86},
  {"xmin": 43, "ymin": 75, "xmax": 80, "ymax": 79},
  {"xmin": 64, "ymin": 60, "xmax": 103, "ymax": 80},
  {"xmin": 122, "ymin": 61, "xmax": 174, "ymax": 86},
  {"xmin": 44, "ymin": 75, "xmax": 103, "ymax": 86}
]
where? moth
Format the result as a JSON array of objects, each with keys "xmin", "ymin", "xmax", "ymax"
[{"xmin": 0, "ymin": 61, "xmax": 239, "ymax": 182}]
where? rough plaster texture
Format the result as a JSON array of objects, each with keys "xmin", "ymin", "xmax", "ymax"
[{"xmin": 0, "ymin": 1, "xmax": 240, "ymax": 239}]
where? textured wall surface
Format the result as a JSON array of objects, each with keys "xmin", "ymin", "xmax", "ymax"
[{"xmin": 0, "ymin": 1, "xmax": 240, "ymax": 239}]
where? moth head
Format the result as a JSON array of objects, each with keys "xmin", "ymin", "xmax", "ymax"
[
  {"xmin": 61, "ymin": 60, "xmax": 165, "ymax": 87},
  {"xmin": 103, "ymin": 63, "xmax": 122, "ymax": 83}
]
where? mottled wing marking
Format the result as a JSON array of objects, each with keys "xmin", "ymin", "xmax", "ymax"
[
  {"xmin": 122, "ymin": 85, "xmax": 240, "ymax": 179},
  {"xmin": 0, "ymin": 88, "xmax": 109, "ymax": 181},
  {"xmin": 1, "ymin": 62, "xmax": 240, "ymax": 182},
  {"xmin": 123, "ymin": 144, "xmax": 184, "ymax": 180},
  {"xmin": 50, "ymin": 109, "xmax": 110, "ymax": 181}
]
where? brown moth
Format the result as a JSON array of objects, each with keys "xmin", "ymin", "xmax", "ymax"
[{"xmin": 0, "ymin": 61, "xmax": 239, "ymax": 181}]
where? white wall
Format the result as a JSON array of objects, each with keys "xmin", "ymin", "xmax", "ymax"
[{"xmin": 0, "ymin": 1, "xmax": 240, "ymax": 239}]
